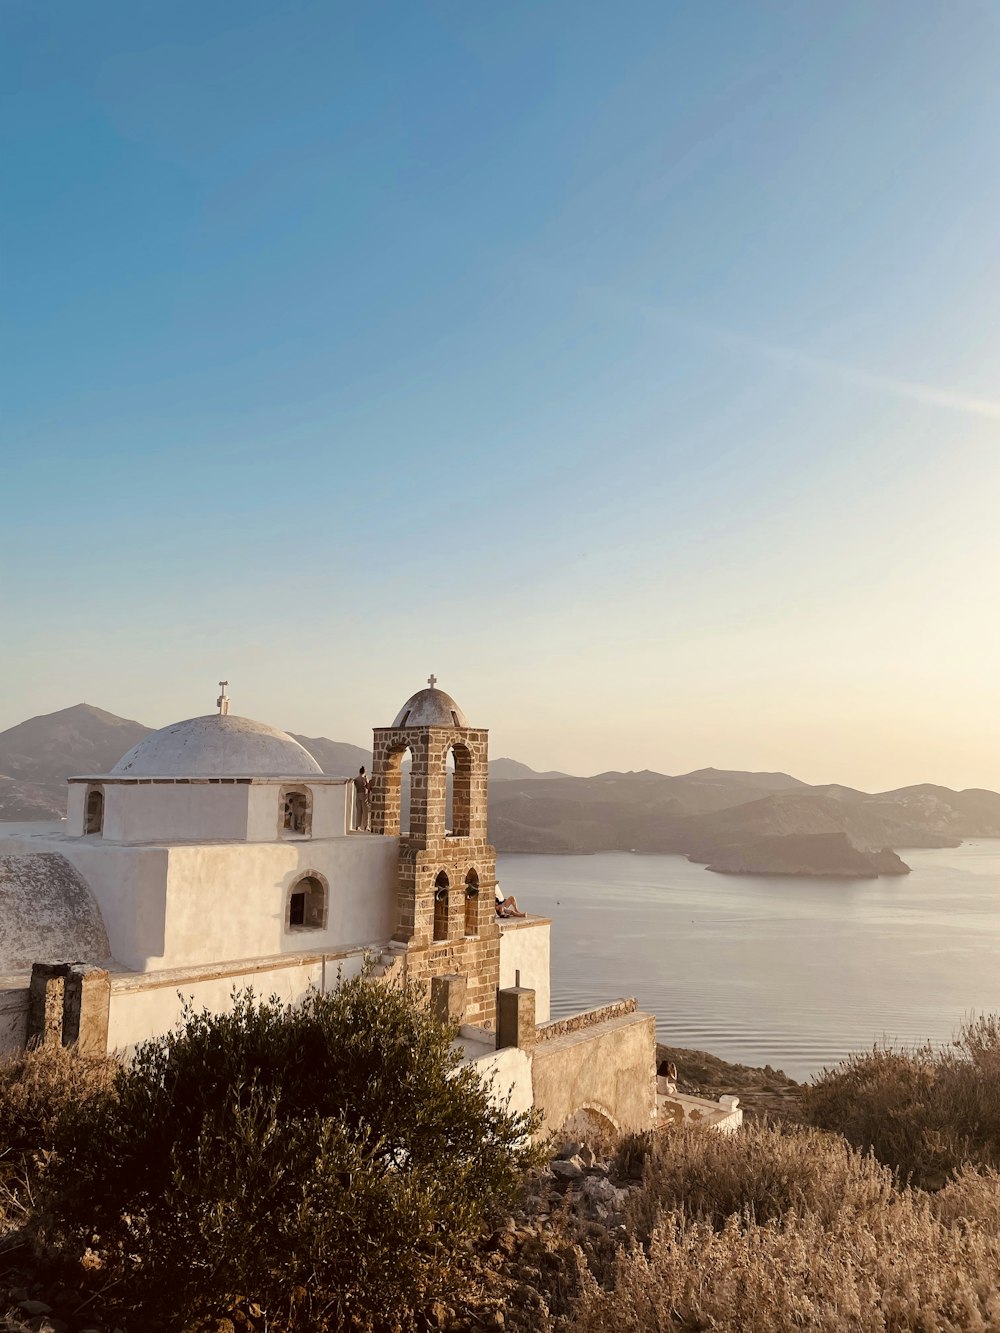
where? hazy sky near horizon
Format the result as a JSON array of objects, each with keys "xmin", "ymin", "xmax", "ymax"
[{"xmin": 3, "ymin": 2, "xmax": 1000, "ymax": 791}]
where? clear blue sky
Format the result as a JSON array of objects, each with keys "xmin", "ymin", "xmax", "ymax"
[{"xmin": 3, "ymin": 1, "xmax": 1000, "ymax": 788}]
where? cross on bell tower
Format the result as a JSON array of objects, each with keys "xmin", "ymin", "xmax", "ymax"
[{"xmin": 427, "ymin": 673, "xmax": 437, "ymax": 689}]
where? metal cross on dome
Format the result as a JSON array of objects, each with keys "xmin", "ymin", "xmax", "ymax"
[
  {"xmin": 427, "ymin": 674, "xmax": 437, "ymax": 689},
  {"xmin": 217, "ymin": 680, "xmax": 230, "ymax": 716}
]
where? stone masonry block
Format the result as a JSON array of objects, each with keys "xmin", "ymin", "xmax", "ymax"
[
  {"xmin": 497, "ymin": 986, "xmax": 536, "ymax": 1051},
  {"xmin": 63, "ymin": 964, "xmax": 111, "ymax": 1055},
  {"xmin": 430, "ymin": 974, "xmax": 467, "ymax": 1025}
]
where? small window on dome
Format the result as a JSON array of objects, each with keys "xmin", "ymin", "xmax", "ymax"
[{"xmin": 281, "ymin": 787, "xmax": 312, "ymax": 838}]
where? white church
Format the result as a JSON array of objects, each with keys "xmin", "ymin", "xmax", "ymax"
[{"xmin": 0, "ymin": 681, "xmax": 672, "ymax": 1137}]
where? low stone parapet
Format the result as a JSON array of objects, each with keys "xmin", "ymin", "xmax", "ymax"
[
  {"xmin": 659, "ymin": 1090, "xmax": 743, "ymax": 1135},
  {"xmin": 536, "ymin": 998, "xmax": 637, "ymax": 1043}
]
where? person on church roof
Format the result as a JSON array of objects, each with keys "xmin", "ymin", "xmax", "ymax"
[
  {"xmin": 353, "ymin": 766, "xmax": 371, "ymax": 831},
  {"xmin": 495, "ymin": 883, "xmax": 525, "ymax": 918}
]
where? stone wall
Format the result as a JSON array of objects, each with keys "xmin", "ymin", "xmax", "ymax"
[
  {"xmin": 530, "ymin": 1008, "xmax": 657, "ymax": 1136},
  {"xmin": 536, "ymin": 998, "xmax": 636, "ymax": 1043}
]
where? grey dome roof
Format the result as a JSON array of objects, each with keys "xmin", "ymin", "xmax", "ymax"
[
  {"xmin": 392, "ymin": 687, "xmax": 470, "ymax": 728},
  {"xmin": 111, "ymin": 714, "xmax": 323, "ymax": 777},
  {"xmin": 0, "ymin": 852, "xmax": 112, "ymax": 976}
]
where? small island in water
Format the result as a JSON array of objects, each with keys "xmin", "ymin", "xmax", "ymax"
[{"xmin": 699, "ymin": 831, "xmax": 910, "ymax": 878}]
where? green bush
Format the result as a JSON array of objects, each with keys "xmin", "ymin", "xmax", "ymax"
[
  {"xmin": 805, "ymin": 1016, "xmax": 1000, "ymax": 1187},
  {"xmin": 45, "ymin": 979, "xmax": 542, "ymax": 1331}
]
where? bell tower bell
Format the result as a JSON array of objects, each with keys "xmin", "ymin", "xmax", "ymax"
[{"xmin": 372, "ymin": 679, "xmax": 500, "ymax": 1027}]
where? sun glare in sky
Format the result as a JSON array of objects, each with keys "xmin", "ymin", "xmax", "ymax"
[{"xmin": 2, "ymin": 1, "xmax": 999, "ymax": 790}]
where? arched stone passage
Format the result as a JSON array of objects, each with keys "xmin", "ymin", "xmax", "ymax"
[
  {"xmin": 84, "ymin": 787, "xmax": 104, "ymax": 836},
  {"xmin": 464, "ymin": 868, "xmax": 480, "ymax": 937},
  {"xmin": 557, "ymin": 1103, "xmax": 621, "ymax": 1146},
  {"xmin": 433, "ymin": 870, "xmax": 450, "ymax": 942},
  {"xmin": 448, "ymin": 743, "xmax": 472, "ymax": 837},
  {"xmin": 286, "ymin": 872, "xmax": 328, "ymax": 932},
  {"xmin": 377, "ymin": 744, "xmax": 413, "ymax": 836}
]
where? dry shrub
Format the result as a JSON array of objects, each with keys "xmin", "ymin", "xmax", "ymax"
[
  {"xmin": 569, "ymin": 1123, "xmax": 1000, "ymax": 1332},
  {"xmin": 0, "ymin": 1043, "xmax": 115, "ymax": 1230},
  {"xmin": 805, "ymin": 1016, "xmax": 1000, "ymax": 1187},
  {"xmin": 624, "ymin": 1121, "xmax": 893, "ymax": 1241}
]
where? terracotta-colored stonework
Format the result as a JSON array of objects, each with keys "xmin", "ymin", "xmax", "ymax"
[{"xmin": 371, "ymin": 694, "xmax": 500, "ymax": 1028}]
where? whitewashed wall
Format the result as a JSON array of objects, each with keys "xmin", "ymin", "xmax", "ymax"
[
  {"xmin": 106, "ymin": 948, "xmax": 371, "ymax": 1055},
  {"xmin": 499, "ymin": 919, "xmax": 550, "ymax": 1022}
]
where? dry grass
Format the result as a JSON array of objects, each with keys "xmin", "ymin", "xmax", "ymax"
[
  {"xmin": 0, "ymin": 1042, "xmax": 116, "ymax": 1232},
  {"xmin": 805, "ymin": 1015, "xmax": 1000, "ymax": 1187},
  {"xmin": 622, "ymin": 1120, "xmax": 893, "ymax": 1242},
  {"xmin": 568, "ymin": 1123, "xmax": 1000, "ymax": 1332}
]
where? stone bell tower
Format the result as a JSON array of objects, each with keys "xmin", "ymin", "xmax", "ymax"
[{"xmin": 372, "ymin": 678, "xmax": 500, "ymax": 1028}]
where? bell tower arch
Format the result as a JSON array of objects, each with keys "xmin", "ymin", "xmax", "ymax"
[{"xmin": 372, "ymin": 678, "xmax": 499, "ymax": 1027}]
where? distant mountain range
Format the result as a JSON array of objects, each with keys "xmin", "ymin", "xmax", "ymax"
[{"xmin": 4, "ymin": 704, "xmax": 1000, "ymax": 877}]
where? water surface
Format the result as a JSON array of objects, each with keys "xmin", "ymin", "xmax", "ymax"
[{"xmin": 498, "ymin": 843, "xmax": 1000, "ymax": 1081}]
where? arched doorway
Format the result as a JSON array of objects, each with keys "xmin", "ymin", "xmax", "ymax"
[{"xmin": 84, "ymin": 787, "xmax": 104, "ymax": 836}]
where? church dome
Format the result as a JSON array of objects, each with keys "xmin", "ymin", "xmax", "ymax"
[
  {"xmin": 110, "ymin": 714, "xmax": 323, "ymax": 778},
  {"xmin": 0, "ymin": 852, "xmax": 112, "ymax": 976},
  {"xmin": 392, "ymin": 685, "xmax": 470, "ymax": 729}
]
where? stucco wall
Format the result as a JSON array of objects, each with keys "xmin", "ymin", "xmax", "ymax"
[
  {"xmin": 245, "ymin": 781, "xmax": 351, "ymax": 842},
  {"xmin": 106, "ymin": 950, "xmax": 369, "ymax": 1054},
  {"xmin": 2, "ymin": 835, "xmax": 169, "ymax": 971},
  {"xmin": 466, "ymin": 1044, "xmax": 535, "ymax": 1120},
  {"xmin": 160, "ymin": 835, "xmax": 399, "ymax": 968},
  {"xmin": 530, "ymin": 1010, "xmax": 656, "ymax": 1135},
  {"xmin": 1, "ymin": 830, "xmax": 400, "ymax": 973},
  {"xmin": 499, "ymin": 919, "xmax": 550, "ymax": 1023},
  {"xmin": 65, "ymin": 784, "xmax": 86, "ymax": 835},
  {"xmin": 103, "ymin": 783, "xmax": 251, "ymax": 844},
  {"xmin": 0, "ymin": 988, "xmax": 28, "ymax": 1058}
]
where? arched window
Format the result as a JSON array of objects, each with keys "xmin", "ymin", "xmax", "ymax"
[
  {"xmin": 286, "ymin": 874, "xmax": 327, "ymax": 931},
  {"xmin": 281, "ymin": 788, "xmax": 312, "ymax": 837},
  {"xmin": 379, "ymin": 745, "xmax": 412, "ymax": 836},
  {"xmin": 84, "ymin": 787, "xmax": 104, "ymax": 836},
  {"xmin": 464, "ymin": 869, "xmax": 480, "ymax": 937},
  {"xmin": 433, "ymin": 871, "xmax": 450, "ymax": 942},
  {"xmin": 448, "ymin": 744, "xmax": 472, "ymax": 838}
]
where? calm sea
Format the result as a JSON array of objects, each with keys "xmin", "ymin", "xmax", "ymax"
[{"xmin": 497, "ymin": 842, "xmax": 1000, "ymax": 1082}]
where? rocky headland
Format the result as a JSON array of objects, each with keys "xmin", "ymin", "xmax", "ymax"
[{"xmin": 700, "ymin": 831, "xmax": 911, "ymax": 878}]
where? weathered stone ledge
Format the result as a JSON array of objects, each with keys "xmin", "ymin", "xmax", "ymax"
[{"xmin": 536, "ymin": 998, "xmax": 637, "ymax": 1043}]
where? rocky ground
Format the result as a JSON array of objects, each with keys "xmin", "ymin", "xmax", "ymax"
[{"xmin": 657, "ymin": 1042, "xmax": 804, "ymax": 1122}]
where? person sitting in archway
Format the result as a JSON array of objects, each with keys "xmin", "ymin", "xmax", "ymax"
[{"xmin": 495, "ymin": 882, "xmax": 525, "ymax": 918}]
